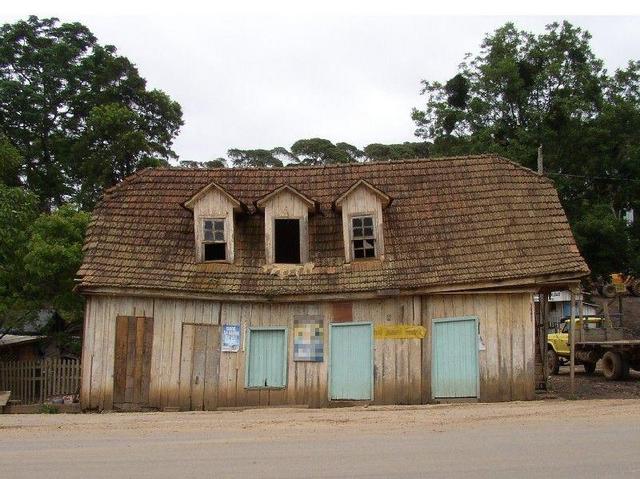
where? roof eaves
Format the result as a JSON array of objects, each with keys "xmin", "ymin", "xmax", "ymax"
[{"xmin": 254, "ymin": 184, "xmax": 318, "ymax": 211}]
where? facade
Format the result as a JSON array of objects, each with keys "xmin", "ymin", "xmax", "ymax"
[{"xmin": 76, "ymin": 155, "xmax": 589, "ymax": 411}]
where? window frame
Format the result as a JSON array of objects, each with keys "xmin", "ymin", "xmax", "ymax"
[
  {"xmin": 245, "ymin": 326, "xmax": 289, "ymax": 390},
  {"xmin": 273, "ymin": 217, "xmax": 302, "ymax": 265},
  {"xmin": 201, "ymin": 217, "xmax": 228, "ymax": 262},
  {"xmin": 349, "ymin": 214, "xmax": 377, "ymax": 260}
]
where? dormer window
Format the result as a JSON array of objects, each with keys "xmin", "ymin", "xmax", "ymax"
[
  {"xmin": 255, "ymin": 185, "xmax": 317, "ymax": 265},
  {"xmin": 334, "ymin": 180, "xmax": 391, "ymax": 263},
  {"xmin": 275, "ymin": 219, "xmax": 301, "ymax": 264},
  {"xmin": 351, "ymin": 215, "xmax": 376, "ymax": 259},
  {"xmin": 183, "ymin": 182, "xmax": 245, "ymax": 264},
  {"xmin": 203, "ymin": 219, "xmax": 226, "ymax": 261}
]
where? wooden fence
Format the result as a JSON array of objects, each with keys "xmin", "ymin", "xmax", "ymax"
[{"xmin": 0, "ymin": 358, "xmax": 81, "ymax": 404}]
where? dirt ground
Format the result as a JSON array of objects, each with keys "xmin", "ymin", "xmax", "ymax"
[
  {"xmin": 549, "ymin": 365, "xmax": 640, "ymax": 399},
  {"xmin": 2, "ymin": 399, "xmax": 640, "ymax": 478}
]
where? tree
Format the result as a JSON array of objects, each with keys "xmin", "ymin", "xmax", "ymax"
[
  {"xmin": 0, "ymin": 184, "xmax": 39, "ymax": 336},
  {"xmin": 572, "ymin": 204, "xmax": 632, "ymax": 278},
  {"xmin": 0, "ymin": 133, "xmax": 21, "ymax": 186},
  {"xmin": 363, "ymin": 142, "xmax": 431, "ymax": 161},
  {"xmin": 22, "ymin": 205, "xmax": 90, "ymax": 327},
  {"xmin": 412, "ymin": 20, "xmax": 640, "ymax": 276},
  {"xmin": 290, "ymin": 138, "xmax": 354, "ymax": 165},
  {"xmin": 227, "ymin": 147, "xmax": 295, "ymax": 167},
  {"xmin": 0, "ymin": 16, "xmax": 183, "ymax": 210},
  {"xmin": 179, "ymin": 158, "xmax": 227, "ymax": 169},
  {"xmin": 0, "ymin": 185, "xmax": 89, "ymax": 335}
]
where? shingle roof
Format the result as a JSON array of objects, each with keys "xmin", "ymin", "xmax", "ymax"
[{"xmin": 77, "ymin": 155, "xmax": 589, "ymax": 297}]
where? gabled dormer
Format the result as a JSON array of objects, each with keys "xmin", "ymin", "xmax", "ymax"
[
  {"xmin": 183, "ymin": 182, "xmax": 245, "ymax": 263},
  {"xmin": 334, "ymin": 179, "xmax": 392, "ymax": 263},
  {"xmin": 255, "ymin": 185, "xmax": 317, "ymax": 265}
]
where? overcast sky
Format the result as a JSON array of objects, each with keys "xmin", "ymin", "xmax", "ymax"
[{"xmin": 4, "ymin": 14, "xmax": 640, "ymax": 162}]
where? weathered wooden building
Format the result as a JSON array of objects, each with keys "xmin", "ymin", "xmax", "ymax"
[{"xmin": 76, "ymin": 155, "xmax": 588, "ymax": 411}]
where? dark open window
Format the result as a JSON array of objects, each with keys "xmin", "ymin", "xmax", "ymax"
[
  {"xmin": 274, "ymin": 219, "xmax": 301, "ymax": 264},
  {"xmin": 352, "ymin": 215, "xmax": 376, "ymax": 259},
  {"xmin": 202, "ymin": 219, "xmax": 226, "ymax": 261}
]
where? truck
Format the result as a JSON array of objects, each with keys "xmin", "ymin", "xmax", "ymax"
[{"xmin": 547, "ymin": 316, "xmax": 640, "ymax": 380}]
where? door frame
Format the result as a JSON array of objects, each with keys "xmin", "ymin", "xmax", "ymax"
[
  {"xmin": 328, "ymin": 321, "xmax": 374, "ymax": 401},
  {"xmin": 431, "ymin": 316, "xmax": 480, "ymax": 400},
  {"xmin": 244, "ymin": 326, "xmax": 289, "ymax": 390}
]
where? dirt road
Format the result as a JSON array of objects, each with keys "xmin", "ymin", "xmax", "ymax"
[{"xmin": 1, "ymin": 400, "xmax": 639, "ymax": 478}]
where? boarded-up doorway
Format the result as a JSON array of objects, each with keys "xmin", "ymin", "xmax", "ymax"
[
  {"xmin": 113, "ymin": 316, "xmax": 154, "ymax": 409},
  {"xmin": 179, "ymin": 324, "xmax": 221, "ymax": 411}
]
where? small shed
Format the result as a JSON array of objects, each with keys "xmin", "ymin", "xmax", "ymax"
[{"xmin": 76, "ymin": 155, "xmax": 589, "ymax": 411}]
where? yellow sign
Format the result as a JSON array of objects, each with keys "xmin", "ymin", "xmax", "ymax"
[{"xmin": 374, "ymin": 325, "xmax": 426, "ymax": 339}]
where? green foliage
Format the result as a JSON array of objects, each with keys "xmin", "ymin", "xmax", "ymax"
[
  {"xmin": 290, "ymin": 138, "xmax": 354, "ymax": 165},
  {"xmin": 0, "ymin": 133, "xmax": 21, "ymax": 186},
  {"xmin": 0, "ymin": 16, "xmax": 183, "ymax": 210},
  {"xmin": 38, "ymin": 403, "xmax": 60, "ymax": 414},
  {"xmin": 572, "ymin": 204, "xmax": 632, "ymax": 277},
  {"xmin": 412, "ymin": 20, "xmax": 640, "ymax": 276},
  {"xmin": 23, "ymin": 205, "xmax": 90, "ymax": 323},
  {"xmin": 363, "ymin": 142, "xmax": 430, "ymax": 161},
  {"xmin": 227, "ymin": 148, "xmax": 290, "ymax": 168},
  {"xmin": 0, "ymin": 184, "xmax": 39, "ymax": 332},
  {"xmin": 0, "ymin": 191, "xmax": 88, "ymax": 334},
  {"xmin": 179, "ymin": 158, "xmax": 227, "ymax": 168}
]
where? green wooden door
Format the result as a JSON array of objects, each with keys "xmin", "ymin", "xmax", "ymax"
[
  {"xmin": 432, "ymin": 317, "xmax": 478, "ymax": 398},
  {"xmin": 246, "ymin": 329, "xmax": 287, "ymax": 388},
  {"xmin": 330, "ymin": 323, "xmax": 373, "ymax": 400}
]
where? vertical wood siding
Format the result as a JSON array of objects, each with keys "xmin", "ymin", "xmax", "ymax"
[
  {"xmin": 421, "ymin": 292, "xmax": 535, "ymax": 402},
  {"xmin": 81, "ymin": 291, "xmax": 534, "ymax": 410}
]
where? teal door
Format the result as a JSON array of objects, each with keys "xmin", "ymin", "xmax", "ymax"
[
  {"xmin": 432, "ymin": 317, "xmax": 478, "ymax": 398},
  {"xmin": 246, "ymin": 328, "xmax": 287, "ymax": 388},
  {"xmin": 330, "ymin": 323, "xmax": 373, "ymax": 400}
]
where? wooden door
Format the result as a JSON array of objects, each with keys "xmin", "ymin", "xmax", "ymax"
[
  {"xmin": 246, "ymin": 328, "xmax": 287, "ymax": 388},
  {"xmin": 432, "ymin": 317, "xmax": 479, "ymax": 399},
  {"xmin": 329, "ymin": 322, "xmax": 373, "ymax": 400},
  {"xmin": 113, "ymin": 316, "xmax": 154, "ymax": 408},
  {"xmin": 179, "ymin": 324, "xmax": 220, "ymax": 411}
]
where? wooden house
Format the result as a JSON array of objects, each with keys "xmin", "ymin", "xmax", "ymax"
[{"xmin": 76, "ymin": 155, "xmax": 588, "ymax": 411}]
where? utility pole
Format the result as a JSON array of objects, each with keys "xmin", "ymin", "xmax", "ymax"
[
  {"xmin": 570, "ymin": 288, "xmax": 577, "ymax": 396},
  {"xmin": 537, "ymin": 145, "xmax": 544, "ymax": 175}
]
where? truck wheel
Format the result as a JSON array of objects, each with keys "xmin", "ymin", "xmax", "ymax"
[
  {"xmin": 547, "ymin": 349, "xmax": 560, "ymax": 375},
  {"xmin": 583, "ymin": 362, "xmax": 596, "ymax": 375},
  {"xmin": 602, "ymin": 351, "xmax": 624, "ymax": 380},
  {"xmin": 621, "ymin": 357, "xmax": 630, "ymax": 379},
  {"xmin": 602, "ymin": 284, "xmax": 617, "ymax": 298}
]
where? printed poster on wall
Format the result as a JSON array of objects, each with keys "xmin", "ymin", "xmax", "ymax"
[
  {"xmin": 221, "ymin": 324, "xmax": 241, "ymax": 352},
  {"xmin": 293, "ymin": 316, "xmax": 324, "ymax": 362}
]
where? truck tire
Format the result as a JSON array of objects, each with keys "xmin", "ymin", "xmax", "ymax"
[
  {"xmin": 602, "ymin": 351, "xmax": 624, "ymax": 380},
  {"xmin": 583, "ymin": 362, "xmax": 596, "ymax": 375},
  {"xmin": 629, "ymin": 280, "xmax": 640, "ymax": 297},
  {"xmin": 602, "ymin": 284, "xmax": 617, "ymax": 298},
  {"xmin": 621, "ymin": 357, "xmax": 630, "ymax": 379},
  {"xmin": 547, "ymin": 349, "xmax": 560, "ymax": 375}
]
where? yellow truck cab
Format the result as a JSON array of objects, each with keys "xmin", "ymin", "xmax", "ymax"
[{"xmin": 547, "ymin": 317, "xmax": 606, "ymax": 374}]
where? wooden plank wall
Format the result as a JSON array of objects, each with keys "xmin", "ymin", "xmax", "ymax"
[
  {"xmin": 81, "ymin": 295, "xmax": 423, "ymax": 410},
  {"xmin": 81, "ymin": 291, "xmax": 534, "ymax": 410},
  {"xmin": 421, "ymin": 292, "xmax": 535, "ymax": 402}
]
